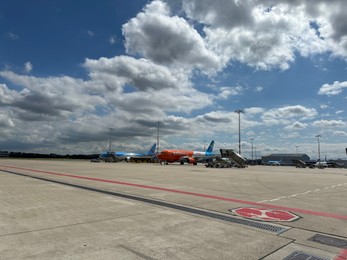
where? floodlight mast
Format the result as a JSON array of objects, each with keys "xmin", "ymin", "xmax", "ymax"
[
  {"xmin": 296, "ymin": 146, "xmax": 299, "ymax": 157},
  {"xmin": 108, "ymin": 128, "xmax": 114, "ymax": 152},
  {"xmin": 234, "ymin": 109, "xmax": 244, "ymax": 155},
  {"xmin": 157, "ymin": 122, "xmax": 160, "ymax": 154},
  {"xmin": 251, "ymin": 138, "xmax": 254, "ymax": 163},
  {"xmin": 315, "ymin": 135, "xmax": 321, "ymax": 162}
]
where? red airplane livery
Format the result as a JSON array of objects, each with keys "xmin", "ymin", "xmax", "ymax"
[{"xmin": 157, "ymin": 141, "xmax": 214, "ymax": 165}]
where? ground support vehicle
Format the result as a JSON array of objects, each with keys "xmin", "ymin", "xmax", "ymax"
[
  {"xmin": 205, "ymin": 149, "xmax": 247, "ymax": 168},
  {"xmin": 292, "ymin": 159, "xmax": 307, "ymax": 168}
]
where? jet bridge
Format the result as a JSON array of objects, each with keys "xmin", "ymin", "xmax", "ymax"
[{"xmin": 220, "ymin": 149, "xmax": 247, "ymax": 168}]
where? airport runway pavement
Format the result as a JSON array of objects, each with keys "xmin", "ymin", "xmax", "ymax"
[{"xmin": 0, "ymin": 159, "xmax": 346, "ymax": 259}]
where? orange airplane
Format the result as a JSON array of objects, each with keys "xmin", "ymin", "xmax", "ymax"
[{"xmin": 157, "ymin": 141, "xmax": 214, "ymax": 165}]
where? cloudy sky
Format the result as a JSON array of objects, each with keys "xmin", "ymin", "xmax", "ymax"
[{"xmin": 1, "ymin": 0, "xmax": 346, "ymax": 160}]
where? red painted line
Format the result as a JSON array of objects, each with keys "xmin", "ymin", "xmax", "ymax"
[
  {"xmin": 2, "ymin": 164, "xmax": 347, "ymax": 220},
  {"xmin": 334, "ymin": 249, "xmax": 347, "ymax": 260}
]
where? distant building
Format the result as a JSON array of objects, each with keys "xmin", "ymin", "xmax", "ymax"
[
  {"xmin": 262, "ymin": 153, "xmax": 310, "ymax": 166},
  {"xmin": 0, "ymin": 151, "xmax": 9, "ymax": 157}
]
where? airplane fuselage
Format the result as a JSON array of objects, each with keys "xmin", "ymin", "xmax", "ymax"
[
  {"xmin": 100, "ymin": 143, "xmax": 157, "ymax": 162},
  {"xmin": 157, "ymin": 150, "xmax": 212, "ymax": 164},
  {"xmin": 156, "ymin": 141, "xmax": 214, "ymax": 164},
  {"xmin": 157, "ymin": 150, "xmax": 194, "ymax": 163}
]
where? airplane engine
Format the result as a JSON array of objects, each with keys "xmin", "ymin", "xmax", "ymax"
[{"xmin": 188, "ymin": 158, "xmax": 197, "ymax": 165}]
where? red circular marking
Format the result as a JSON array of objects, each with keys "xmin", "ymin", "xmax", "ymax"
[
  {"xmin": 231, "ymin": 207, "xmax": 300, "ymax": 222},
  {"xmin": 264, "ymin": 209, "xmax": 296, "ymax": 221}
]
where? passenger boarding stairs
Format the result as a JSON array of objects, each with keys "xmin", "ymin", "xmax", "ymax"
[{"xmin": 220, "ymin": 149, "xmax": 247, "ymax": 168}]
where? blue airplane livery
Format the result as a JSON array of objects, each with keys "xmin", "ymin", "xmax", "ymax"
[{"xmin": 100, "ymin": 143, "xmax": 156, "ymax": 162}]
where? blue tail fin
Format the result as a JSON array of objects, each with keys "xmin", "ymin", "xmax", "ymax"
[
  {"xmin": 205, "ymin": 140, "xmax": 214, "ymax": 155},
  {"xmin": 147, "ymin": 143, "xmax": 157, "ymax": 155}
]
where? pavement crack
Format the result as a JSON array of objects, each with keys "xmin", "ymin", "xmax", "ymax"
[{"xmin": 118, "ymin": 245, "xmax": 157, "ymax": 260}]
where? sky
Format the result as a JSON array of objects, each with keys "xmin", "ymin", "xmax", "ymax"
[{"xmin": 1, "ymin": 0, "xmax": 347, "ymax": 160}]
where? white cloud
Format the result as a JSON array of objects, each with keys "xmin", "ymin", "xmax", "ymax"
[
  {"xmin": 182, "ymin": 0, "xmax": 254, "ymax": 29},
  {"xmin": 245, "ymin": 107, "xmax": 265, "ymax": 115},
  {"xmin": 109, "ymin": 35, "xmax": 116, "ymax": 45},
  {"xmin": 122, "ymin": 0, "xmax": 220, "ymax": 72},
  {"xmin": 194, "ymin": 110, "xmax": 257, "ymax": 136},
  {"xmin": 255, "ymin": 86, "xmax": 263, "ymax": 92},
  {"xmin": 0, "ymin": 83, "xmax": 19, "ymax": 105},
  {"xmin": 318, "ymin": 81, "xmax": 347, "ymax": 96},
  {"xmin": 24, "ymin": 62, "xmax": 33, "ymax": 73},
  {"xmin": 262, "ymin": 0, "xmax": 347, "ymax": 58},
  {"xmin": 308, "ymin": 1, "xmax": 347, "ymax": 57},
  {"xmin": 333, "ymin": 131, "xmax": 347, "ymax": 136},
  {"xmin": 83, "ymin": 55, "xmax": 187, "ymax": 92},
  {"xmin": 217, "ymin": 86, "xmax": 243, "ymax": 99},
  {"xmin": 197, "ymin": 111, "xmax": 232, "ymax": 124},
  {"xmin": 262, "ymin": 105, "xmax": 318, "ymax": 121},
  {"xmin": 179, "ymin": 0, "xmax": 347, "ymax": 71},
  {"xmin": 283, "ymin": 121, "xmax": 308, "ymax": 131},
  {"xmin": 181, "ymin": 0, "xmax": 330, "ymax": 71},
  {"xmin": 0, "ymin": 110, "xmax": 14, "ymax": 127},
  {"xmin": 7, "ymin": 32, "xmax": 19, "ymax": 40},
  {"xmin": 0, "ymin": 49, "xmax": 216, "ymax": 153},
  {"xmin": 0, "ymin": 71, "xmax": 105, "ymax": 120},
  {"xmin": 312, "ymin": 119, "xmax": 346, "ymax": 128},
  {"xmin": 83, "ymin": 55, "xmax": 214, "ymax": 114}
]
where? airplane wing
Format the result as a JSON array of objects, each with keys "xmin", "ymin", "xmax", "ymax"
[
  {"xmin": 178, "ymin": 156, "xmax": 198, "ymax": 165},
  {"xmin": 179, "ymin": 154, "xmax": 215, "ymax": 164}
]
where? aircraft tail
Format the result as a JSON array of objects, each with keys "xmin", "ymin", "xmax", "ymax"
[
  {"xmin": 205, "ymin": 140, "xmax": 214, "ymax": 155},
  {"xmin": 147, "ymin": 143, "xmax": 157, "ymax": 155}
]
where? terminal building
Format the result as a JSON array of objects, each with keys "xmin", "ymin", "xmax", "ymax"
[{"xmin": 262, "ymin": 153, "xmax": 310, "ymax": 166}]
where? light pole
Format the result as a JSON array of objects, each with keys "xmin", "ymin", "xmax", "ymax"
[
  {"xmin": 157, "ymin": 122, "xmax": 160, "ymax": 154},
  {"xmin": 250, "ymin": 138, "xmax": 254, "ymax": 164},
  {"xmin": 315, "ymin": 135, "xmax": 321, "ymax": 162},
  {"xmin": 108, "ymin": 128, "xmax": 113, "ymax": 152},
  {"xmin": 296, "ymin": 146, "xmax": 299, "ymax": 158},
  {"xmin": 234, "ymin": 109, "xmax": 244, "ymax": 155}
]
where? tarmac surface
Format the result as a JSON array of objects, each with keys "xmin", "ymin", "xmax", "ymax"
[{"xmin": 0, "ymin": 159, "xmax": 346, "ymax": 260}]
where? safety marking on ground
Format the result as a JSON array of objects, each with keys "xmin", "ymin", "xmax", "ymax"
[
  {"xmin": 268, "ymin": 196, "xmax": 286, "ymax": 202},
  {"xmin": 0, "ymin": 168, "xmax": 289, "ymax": 234},
  {"xmin": 334, "ymin": 249, "xmax": 347, "ymax": 260},
  {"xmin": 257, "ymin": 184, "xmax": 347, "ymax": 204},
  {"xmin": 230, "ymin": 207, "xmax": 301, "ymax": 222},
  {"xmin": 1, "ymin": 164, "xmax": 347, "ymax": 220}
]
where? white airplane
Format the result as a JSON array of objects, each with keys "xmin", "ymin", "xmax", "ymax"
[{"xmin": 315, "ymin": 161, "xmax": 328, "ymax": 168}]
